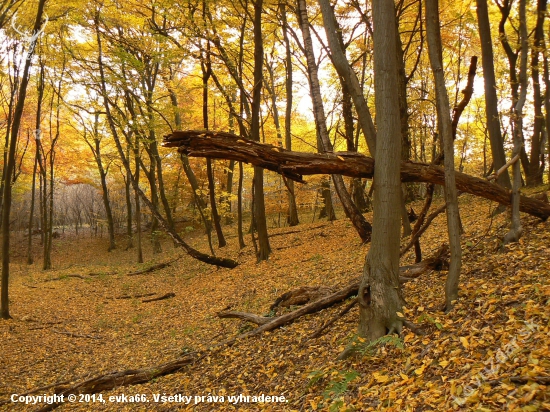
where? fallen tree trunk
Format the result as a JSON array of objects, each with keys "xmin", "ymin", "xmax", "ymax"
[
  {"xmin": 163, "ymin": 131, "xmax": 550, "ymax": 220},
  {"xmin": 32, "ymin": 356, "xmax": 197, "ymax": 412}
]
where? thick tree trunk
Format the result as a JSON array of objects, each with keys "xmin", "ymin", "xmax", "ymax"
[
  {"xmin": 163, "ymin": 131, "xmax": 550, "ymax": 220},
  {"xmin": 526, "ymin": 0, "xmax": 547, "ymax": 186},
  {"xmin": 317, "ymin": 0, "xmax": 377, "ymax": 154},
  {"xmin": 355, "ymin": 0, "xmax": 404, "ymax": 344}
]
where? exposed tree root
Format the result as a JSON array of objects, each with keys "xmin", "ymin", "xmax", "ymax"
[{"xmin": 221, "ymin": 249, "xmax": 449, "ymax": 336}]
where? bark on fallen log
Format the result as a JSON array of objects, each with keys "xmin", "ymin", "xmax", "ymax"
[
  {"xmin": 32, "ymin": 356, "xmax": 197, "ymax": 412},
  {"xmin": 163, "ymin": 131, "xmax": 550, "ymax": 220},
  {"xmin": 270, "ymin": 286, "xmax": 337, "ymax": 311},
  {"xmin": 219, "ymin": 247, "xmax": 449, "ymax": 331}
]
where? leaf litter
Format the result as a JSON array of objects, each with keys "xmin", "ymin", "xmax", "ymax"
[{"xmin": 0, "ymin": 195, "xmax": 549, "ymax": 411}]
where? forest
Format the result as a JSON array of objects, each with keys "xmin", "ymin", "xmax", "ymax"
[{"xmin": 0, "ymin": 0, "xmax": 549, "ymax": 410}]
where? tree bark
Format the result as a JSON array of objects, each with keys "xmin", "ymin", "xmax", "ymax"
[
  {"xmin": 163, "ymin": 131, "xmax": 550, "ymax": 221},
  {"xmin": 526, "ymin": 0, "xmax": 547, "ymax": 186},
  {"xmin": 503, "ymin": 0, "xmax": 528, "ymax": 245},
  {"xmin": 475, "ymin": 0, "xmax": 511, "ymax": 189},
  {"xmin": 281, "ymin": 4, "xmax": 299, "ymax": 227},
  {"xmin": 354, "ymin": 0, "xmax": 404, "ymax": 345},
  {"xmin": 250, "ymin": 0, "xmax": 271, "ymax": 261},
  {"xmin": 1, "ymin": 0, "xmax": 47, "ymax": 319},
  {"xmin": 425, "ymin": 0, "xmax": 462, "ymax": 311},
  {"xmin": 296, "ymin": 0, "xmax": 372, "ymax": 242}
]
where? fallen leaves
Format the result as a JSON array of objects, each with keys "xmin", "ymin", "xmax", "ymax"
[{"xmin": 1, "ymin": 198, "xmax": 550, "ymax": 411}]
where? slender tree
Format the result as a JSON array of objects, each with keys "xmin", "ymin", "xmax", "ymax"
[
  {"xmin": 1, "ymin": 0, "xmax": 47, "ymax": 319},
  {"xmin": 476, "ymin": 0, "xmax": 511, "ymax": 189},
  {"xmin": 425, "ymin": 0, "xmax": 462, "ymax": 311},
  {"xmin": 251, "ymin": 0, "xmax": 271, "ymax": 261}
]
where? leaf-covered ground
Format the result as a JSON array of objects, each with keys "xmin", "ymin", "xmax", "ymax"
[{"xmin": 1, "ymin": 194, "xmax": 549, "ymax": 411}]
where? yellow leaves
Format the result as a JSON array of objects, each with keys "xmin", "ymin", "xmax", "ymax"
[
  {"xmin": 438, "ymin": 360, "xmax": 449, "ymax": 368},
  {"xmin": 237, "ymin": 139, "xmax": 246, "ymax": 143},
  {"xmin": 460, "ymin": 336, "xmax": 469, "ymax": 349},
  {"xmin": 272, "ymin": 147, "xmax": 280, "ymax": 152},
  {"xmin": 396, "ymin": 311, "xmax": 404, "ymax": 318},
  {"xmin": 414, "ymin": 365, "xmax": 426, "ymax": 375},
  {"xmin": 373, "ymin": 372, "xmax": 389, "ymax": 383},
  {"xmin": 337, "ymin": 156, "xmax": 345, "ymax": 161}
]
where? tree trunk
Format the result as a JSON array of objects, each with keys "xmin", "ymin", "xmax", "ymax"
[
  {"xmin": 356, "ymin": 0, "xmax": 404, "ymax": 344},
  {"xmin": 237, "ymin": 161, "xmax": 245, "ymax": 249},
  {"xmin": 1, "ymin": 0, "xmax": 46, "ymax": 319},
  {"xmin": 317, "ymin": 0, "xmax": 376, "ymax": 154},
  {"xmin": 164, "ymin": 131, "xmax": 550, "ymax": 220},
  {"xmin": 503, "ymin": 0, "xmax": 528, "ymax": 245},
  {"xmin": 201, "ymin": 44, "xmax": 226, "ymax": 248},
  {"xmin": 91, "ymin": 114, "xmax": 116, "ymax": 252},
  {"xmin": 475, "ymin": 0, "xmax": 511, "ymax": 189},
  {"xmin": 125, "ymin": 148, "xmax": 134, "ymax": 250},
  {"xmin": 281, "ymin": 4, "xmax": 299, "ymax": 227},
  {"xmin": 297, "ymin": 0, "xmax": 372, "ymax": 242},
  {"xmin": 425, "ymin": 0, "xmax": 462, "ymax": 311},
  {"xmin": 526, "ymin": 0, "xmax": 547, "ymax": 186},
  {"xmin": 251, "ymin": 0, "xmax": 271, "ymax": 261}
]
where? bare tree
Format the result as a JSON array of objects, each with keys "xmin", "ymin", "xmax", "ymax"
[{"xmin": 425, "ymin": 0, "xmax": 462, "ymax": 311}]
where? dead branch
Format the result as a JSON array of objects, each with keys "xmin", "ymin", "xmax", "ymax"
[
  {"xmin": 310, "ymin": 297, "xmax": 357, "ymax": 338},
  {"xmin": 163, "ymin": 131, "xmax": 550, "ymax": 220},
  {"xmin": 33, "ymin": 356, "xmax": 197, "ymax": 412},
  {"xmin": 221, "ymin": 248, "xmax": 449, "ymax": 336},
  {"xmin": 270, "ymin": 286, "xmax": 337, "ymax": 311},
  {"xmin": 400, "ymin": 204, "xmax": 447, "ymax": 257},
  {"xmin": 217, "ymin": 311, "xmax": 273, "ymax": 325},
  {"xmin": 142, "ymin": 293, "xmax": 175, "ymax": 303},
  {"xmin": 51, "ymin": 329, "xmax": 101, "ymax": 339},
  {"xmin": 127, "ymin": 257, "xmax": 181, "ymax": 276},
  {"xmin": 44, "ymin": 274, "xmax": 90, "ymax": 282},
  {"xmin": 487, "ymin": 153, "xmax": 520, "ymax": 182},
  {"xmin": 114, "ymin": 293, "xmax": 156, "ymax": 300}
]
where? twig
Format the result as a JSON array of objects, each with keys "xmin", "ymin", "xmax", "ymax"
[
  {"xmin": 51, "ymin": 329, "xmax": 101, "ymax": 339},
  {"xmin": 310, "ymin": 298, "xmax": 357, "ymax": 339}
]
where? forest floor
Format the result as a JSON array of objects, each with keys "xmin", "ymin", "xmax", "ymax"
[{"xmin": 1, "ymin": 193, "xmax": 549, "ymax": 411}]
